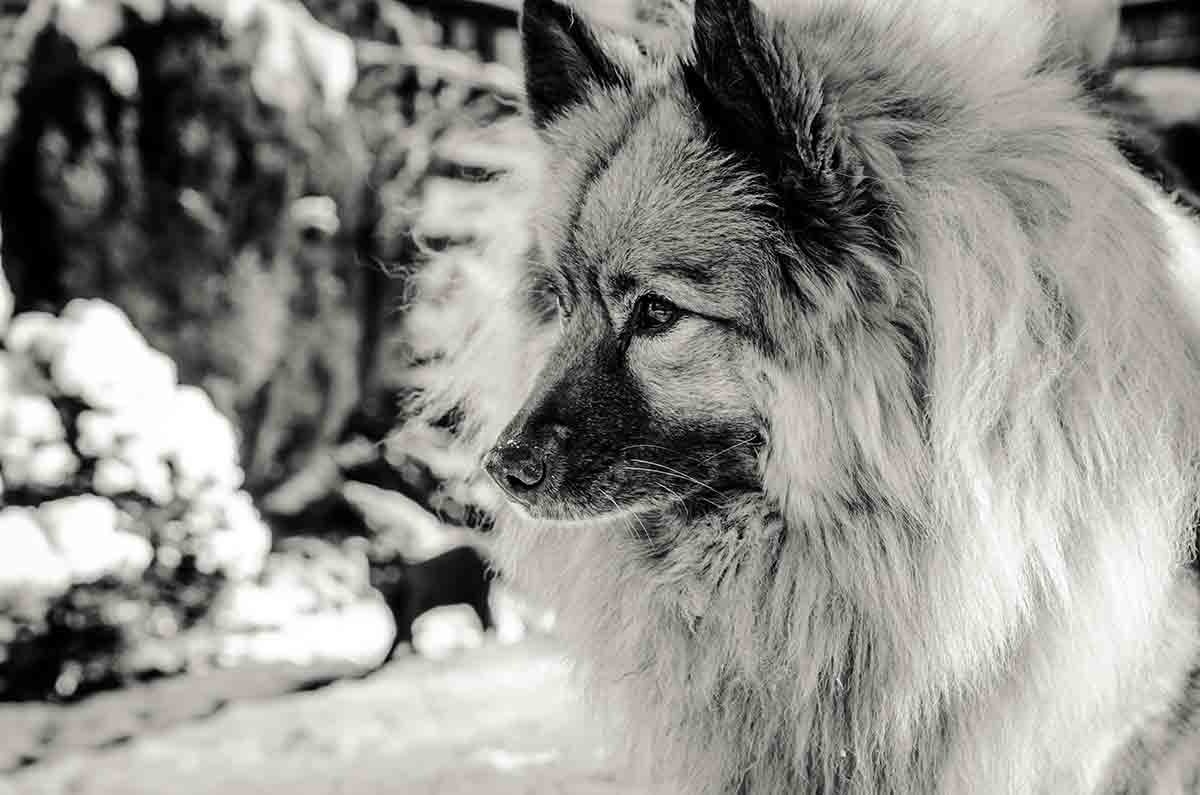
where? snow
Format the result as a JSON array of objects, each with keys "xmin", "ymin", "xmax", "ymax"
[
  {"xmin": 37, "ymin": 496, "xmax": 152, "ymax": 585},
  {"xmin": 0, "ymin": 508, "xmax": 72, "ymax": 598},
  {"xmin": 0, "ymin": 298, "xmax": 273, "ymax": 599}
]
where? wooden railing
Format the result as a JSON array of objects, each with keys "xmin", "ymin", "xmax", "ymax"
[
  {"xmin": 395, "ymin": 0, "xmax": 1200, "ymax": 71},
  {"xmin": 1115, "ymin": 0, "xmax": 1200, "ymax": 67},
  {"xmin": 394, "ymin": 0, "xmax": 1200, "ymax": 70},
  {"xmin": 6, "ymin": 1, "xmax": 1198, "ymax": 71}
]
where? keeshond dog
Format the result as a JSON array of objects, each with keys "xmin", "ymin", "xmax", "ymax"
[{"xmin": 409, "ymin": 0, "xmax": 1200, "ymax": 792}]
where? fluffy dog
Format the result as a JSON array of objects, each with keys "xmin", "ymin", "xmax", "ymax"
[{"xmin": 410, "ymin": 0, "xmax": 1200, "ymax": 792}]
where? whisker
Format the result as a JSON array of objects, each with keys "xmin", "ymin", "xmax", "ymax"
[
  {"xmin": 619, "ymin": 443, "xmax": 677, "ymax": 456},
  {"xmin": 626, "ymin": 459, "xmax": 728, "ymax": 498},
  {"xmin": 699, "ymin": 436, "xmax": 760, "ymax": 464},
  {"xmin": 628, "ymin": 507, "xmax": 653, "ymax": 547},
  {"xmin": 653, "ymin": 480, "xmax": 693, "ymax": 524},
  {"xmin": 621, "ymin": 466, "xmax": 726, "ymax": 510},
  {"xmin": 597, "ymin": 485, "xmax": 651, "ymax": 546}
]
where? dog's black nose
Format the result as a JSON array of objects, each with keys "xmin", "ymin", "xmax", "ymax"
[{"xmin": 485, "ymin": 441, "xmax": 547, "ymax": 495}]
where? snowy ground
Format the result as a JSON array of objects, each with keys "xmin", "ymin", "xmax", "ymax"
[{"xmin": 0, "ymin": 638, "xmax": 648, "ymax": 795}]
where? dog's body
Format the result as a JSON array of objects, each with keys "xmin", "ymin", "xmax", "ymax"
[{"xmin": 411, "ymin": 0, "xmax": 1200, "ymax": 791}]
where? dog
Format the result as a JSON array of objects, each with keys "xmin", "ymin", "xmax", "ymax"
[
  {"xmin": 408, "ymin": 0, "xmax": 1200, "ymax": 792},
  {"xmin": 370, "ymin": 544, "xmax": 495, "ymax": 657}
]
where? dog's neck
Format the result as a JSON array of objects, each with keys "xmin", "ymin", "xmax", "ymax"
[{"xmin": 621, "ymin": 487, "xmax": 945, "ymax": 792}]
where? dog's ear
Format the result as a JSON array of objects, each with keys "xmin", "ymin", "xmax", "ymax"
[
  {"xmin": 685, "ymin": 0, "xmax": 777, "ymax": 161},
  {"xmin": 685, "ymin": 0, "xmax": 863, "ymax": 205},
  {"xmin": 521, "ymin": 0, "xmax": 629, "ymax": 130}
]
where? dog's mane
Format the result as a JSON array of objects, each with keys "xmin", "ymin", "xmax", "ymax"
[{"xmin": 407, "ymin": 1, "xmax": 1200, "ymax": 792}]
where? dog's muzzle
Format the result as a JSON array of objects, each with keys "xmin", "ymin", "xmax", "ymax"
[{"xmin": 483, "ymin": 430, "xmax": 563, "ymax": 507}]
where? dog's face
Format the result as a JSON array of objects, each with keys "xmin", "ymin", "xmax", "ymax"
[
  {"xmin": 482, "ymin": 3, "xmax": 784, "ymax": 521},
  {"xmin": 485, "ymin": 0, "xmax": 907, "ymax": 522},
  {"xmin": 484, "ymin": 107, "xmax": 771, "ymax": 520}
]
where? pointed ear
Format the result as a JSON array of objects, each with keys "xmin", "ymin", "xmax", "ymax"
[
  {"xmin": 685, "ymin": 0, "xmax": 863, "ymax": 201},
  {"xmin": 521, "ymin": 0, "xmax": 629, "ymax": 129},
  {"xmin": 685, "ymin": 0, "xmax": 778, "ymax": 160}
]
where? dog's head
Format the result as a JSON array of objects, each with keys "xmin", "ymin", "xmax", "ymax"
[{"xmin": 483, "ymin": 0, "xmax": 930, "ymax": 523}]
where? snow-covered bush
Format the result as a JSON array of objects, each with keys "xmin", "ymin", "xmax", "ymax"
[
  {"xmin": 0, "ymin": 508, "xmax": 71, "ymax": 598},
  {"xmin": 38, "ymin": 496, "xmax": 154, "ymax": 584},
  {"xmin": 0, "ymin": 297, "xmax": 271, "ymax": 698}
]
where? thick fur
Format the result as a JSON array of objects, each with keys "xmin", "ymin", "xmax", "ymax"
[{"xmin": 406, "ymin": 0, "xmax": 1200, "ymax": 792}]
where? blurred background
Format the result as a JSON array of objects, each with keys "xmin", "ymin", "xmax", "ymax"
[{"xmin": 0, "ymin": 0, "xmax": 1196, "ymax": 793}]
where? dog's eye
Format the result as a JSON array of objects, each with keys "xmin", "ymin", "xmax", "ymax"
[
  {"xmin": 554, "ymin": 287, "xmax": 572, "ymax": 319},
  {"xmin": 529, "ymin": 275, "xmax": 566, "ymax": 324},
  {"xmin": 634, "ymin": 295, "xmax": 681, "ymax": 333}
]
